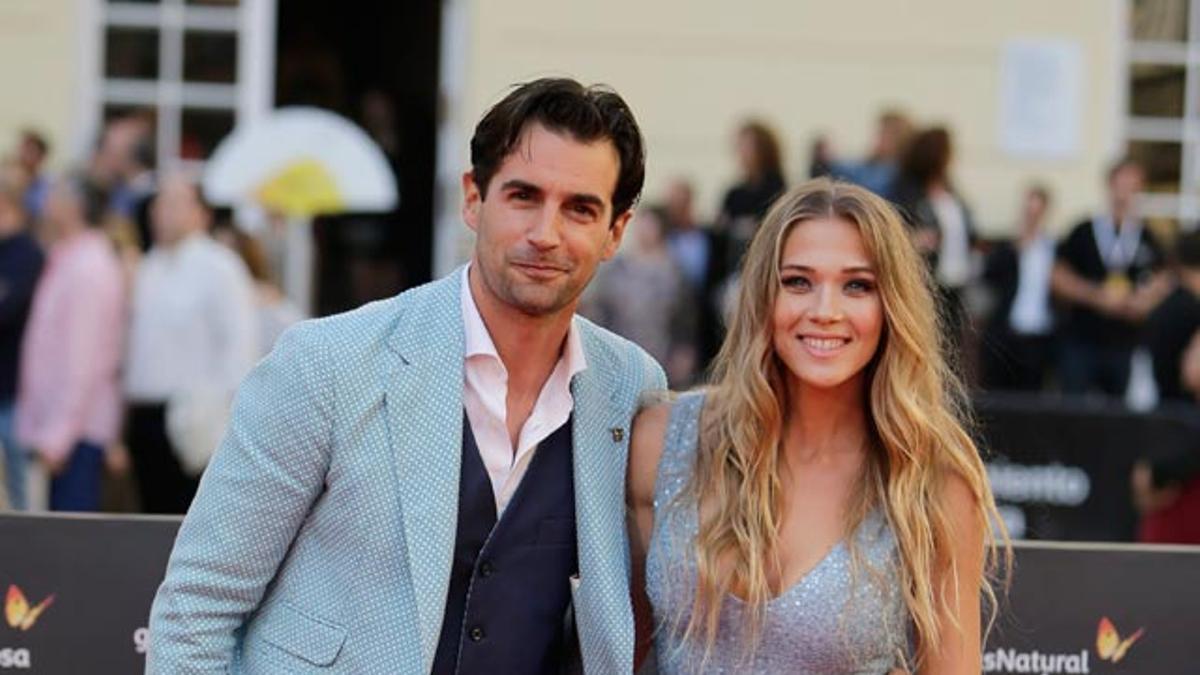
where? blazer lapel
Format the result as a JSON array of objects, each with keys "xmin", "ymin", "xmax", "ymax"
[
  {"xmin": 570, "ymin": 322, "xmax": 633, "ymax": 672},
  {"xmin": 383, "ymin": 271, "xmax": 466, "ymax": 670}
]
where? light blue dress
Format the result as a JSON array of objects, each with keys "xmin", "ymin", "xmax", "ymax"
[{"xmin": 646, "ymin": 392, "xmax": 911, "ymax": 674}]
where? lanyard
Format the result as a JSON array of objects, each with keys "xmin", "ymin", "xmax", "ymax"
[{"xmin": 1091, "ymin": 215, "xmax": 1142, "ymax": 272}]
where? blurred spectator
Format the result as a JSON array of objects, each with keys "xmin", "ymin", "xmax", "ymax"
[
  {"xmin": 16, "ymin": 129, "xmax": 50, "ymax": 221},
  {"xmin": 212, "ymin": 218, "xmax": 305, "ymax": 358},
  {"xmin": 830, "ymin": 109, "xmax": 913, "ymax": 198},
  {"xmin": 124, "ymin": 175, "xmax": 258, "ymax": 514},
  {"xmin": 0, "ymin": 170, "xmax": 44, "ymax": 509},
  {"xmin": 664, "ymin": 178, "xmax": 723, "ymax": 376},
  {"xmin": 15, "ymin": 173, "xmax": 124, "ymax": 511},
  {"xmin": 716, "ymin": 119, "xmax": 787, "ymax": 269},
  {"xmin": 807, "ymin": 134, "xmax": 835, "ymax": 179},
  {"xmin": 1185, "ymin": 329, "xmax": 1200, "ymax": 398},
  {"xmin": 663, "ymin": 179, "xmax": 709, "ymax": 290},
  {"xmin": 892, "ymin": 126, "xmax": 977, "ymax": 357},
  {"xmin": 980, "ymin": 185, "xmax": 1056, "ymax": 391},
  {"xmin": 91, "ymin": 114, "xmax": 156, "ymax": 250},
  {"xmin": 581, "ymin": 207, "xmax": 695, "ymax": 386},
  {"xmin": 1144, "ymin": 231, "xmax": 1200, "ymax": 405},
  {"xmin": 1051, "ymin": 158, "xmax": 1170, "ymax": 397}
]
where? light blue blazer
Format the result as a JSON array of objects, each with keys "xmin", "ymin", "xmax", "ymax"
[{"xmin": 147, "ymin": 269, "xmax": 666, "ymax": 674}]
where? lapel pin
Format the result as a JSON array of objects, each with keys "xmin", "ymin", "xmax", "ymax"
[{"xmin": 611, "ymin": 427, "xmax": 625, "ymax": 443}]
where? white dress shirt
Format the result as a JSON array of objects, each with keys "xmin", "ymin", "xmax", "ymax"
[
  {"xmin": 461, "ymin": 266, "xmax": 587, "ymax": 513},
  {"xmin": 931, "ymin": 192, "xmax": 971, "ymax": 288},
  {"xmin": 1008, "ymin": 235, "xmax": 1055, "ymax": 335},
  {"xmin": 124, "ymin": 233, "xmax": 259, "ymax": 402}
]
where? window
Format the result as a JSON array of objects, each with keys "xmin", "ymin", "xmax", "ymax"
[
  {"xmin": 1126, "ymin": 0, "xmax": 1200, "ymax": 231},
  {"xmin": 95, "ymin": 0, "xmax": 275, "ymax": 171}
]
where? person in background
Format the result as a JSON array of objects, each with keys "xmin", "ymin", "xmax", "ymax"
[
  {"xmin": 1132, "ymin": 326, "xmax": 1200, "ymax": 545},
  {"xmin": 123, "ymin": 174, "xmax": 258, "ymax": 514},
  {"xmin": 15, "ymin": 173, "xmax": 124, "ymax": 512},
  {"xmin": 91, "ymin": 114, "xmax": 156, "ymax": 250},
  {"xmin": 1052, "ymin": 158, "xmax": 1171, "ymax": 397},
  {"xmin": 663, "ymin": 177, "xmax": 722, "ymax": 380},
  {"xmin": 211, "ymin": 218, "xmax": 305, "ymax": 358},
  {"xmin": 892, "ymin": 126, "xmax": 977, "ymax": 361},
  {"xmin": 806, "ymin": 134, "xmax": 835, "ymax": 179},
  {"xmin": 830, "ymin": 109, "xmax": 913, "ymax": 198},
  {"xmin": 716, "ymin": 119, "xmax": 787, "ymax": 270},
  {"xmin": 16, "ymin": 130, "xmax": 50, "ymax": 222},
  {"xmin": 1144, "ymin": 230, "xmax": 1200, "ymax": 406},
  {"xmin": 582, "ymin": 206, "xmax": 695, "ymax": 386},
  {"xmin": 1185, "ymin": 329, "xmax": 1200, "ymax": 398},
  {"xmin": 0, "ymin": 170, "xmax": 44, "ymax": 510},
  {"xmin": 980, "ymin": 185, "xmax": 1057, "ymax": 391}
]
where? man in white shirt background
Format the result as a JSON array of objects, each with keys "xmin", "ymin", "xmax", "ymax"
[{"xmin": 123, "ymin": 173, "xmax": 258, "ymax": 514}]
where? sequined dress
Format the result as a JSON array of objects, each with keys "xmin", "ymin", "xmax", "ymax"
[{"xmin": 645, "ymin": 392, "xmax": 911, "ymax": 674}]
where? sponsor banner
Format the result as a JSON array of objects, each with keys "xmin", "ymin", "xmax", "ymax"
[
  {"xmin": 985, "ymin": 541, "xmax": 1200, "ymax": 674},
  {"xmin": 0, "ymin": 513, "xmax": 180, "ymax": 673},
  {"xmin": 976, "ymin": 394, "xmax": 1200, "ymax": 541},
  {"xmin": 2, "ymin": 514, "xmax": 1199, "ymax": 672}
]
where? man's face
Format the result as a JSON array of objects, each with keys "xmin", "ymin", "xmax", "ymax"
[
  {"xmin": 152, "ymin": 176, "xmax": 207, "ymax": 246},
  {"xmin": 1109, "ymin": 164, "xmax": 1144, "ymax": 214},
  {"xmin": 17, "ymin": 138, "xmax": 44, "ymax": 172},
  {"xmin": 463, "ymin": 123, "xmax": 629, "ymax": 318},
  {"xmin": 43, "ymin": 180, "xmax": 81, "ymax": 240}
]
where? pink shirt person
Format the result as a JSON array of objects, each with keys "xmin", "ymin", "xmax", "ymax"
[{"xmin": 16, "ymin": 228, "xmax": 125, "ymax": 464}]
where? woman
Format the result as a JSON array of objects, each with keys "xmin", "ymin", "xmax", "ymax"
[
  {"xmin": 715, "ymin": 120, "xmax": 788, "ymax": 285},
  {"xmin": 890, "ymin": 127, "xmax": 977, "ymax": 359},
  {"xmin": 629, "ymin": 178, "xmax": 1008, "ymax": 673}
]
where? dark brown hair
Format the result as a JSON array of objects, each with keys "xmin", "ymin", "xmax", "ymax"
[
  {"xmin": 738, "ymin": 119, "xmax": 784, "ymax": 182},
  {"xmin": 900, "ymin": 127, "xmax": 953, "ymax": 189},
  {"xmin": 469, "ymin": 77, "xmax": 645, "ymax": 224}
]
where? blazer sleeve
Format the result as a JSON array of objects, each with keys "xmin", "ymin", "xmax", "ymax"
[
  {"xmin": 147, "ymin": 320, "xmax": 336, "ymax": 673},
  {"xmin": 638, "ymin": 347, "xmax": 668, "ymax": 396}
]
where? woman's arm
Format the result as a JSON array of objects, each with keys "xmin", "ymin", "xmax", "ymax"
[
  {"xmin": 921, "ymin": 474, "xmax": 986, "ymax": 674},
  {"xmin": 627, "ymin": 402, "xmax": 671, "ymax": 669}
]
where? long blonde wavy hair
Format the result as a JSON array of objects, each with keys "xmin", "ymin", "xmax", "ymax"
[{"xmin": 685, "ymin": 177, "xmax": 1009, "ymax": 667}]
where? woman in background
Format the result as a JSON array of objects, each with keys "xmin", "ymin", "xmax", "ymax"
[
  {"xmin": 891, "ymin": 127, "xmax": 977, "ymax": 359},
  {"xmin": 629, "ymin": 178, "xmax": 1008, "ymax": 673}
]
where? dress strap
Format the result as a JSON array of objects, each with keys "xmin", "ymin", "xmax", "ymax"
[{"xmin": 651, "ymin": 390, "xmax": 706, "ymax": 513}]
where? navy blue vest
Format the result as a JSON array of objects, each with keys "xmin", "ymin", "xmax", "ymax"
[{"xmin": 431, "ymin": 414, "xmax": 578, "ymax": 674}]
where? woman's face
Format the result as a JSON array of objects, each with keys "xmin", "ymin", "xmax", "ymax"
[
  {"xmin": 736, "ymin": 130, "xmax": 759, "ymax": 175},
  {"xmin": 772, "ymin": 217, "xmax": 884, "ymax": 395}
]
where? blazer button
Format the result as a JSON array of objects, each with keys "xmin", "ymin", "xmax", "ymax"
[
  {"xmin": 479, "ymin": 561, "xmax": 494, "ymax": 578},
  {"xmin": 469, "ymin": 626, "xmax": 485, "ymax": 642}
]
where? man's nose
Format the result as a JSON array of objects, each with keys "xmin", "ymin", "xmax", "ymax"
[{"xmin": 527, "ymin": 205, "xmax": 562, "ymax": 249}]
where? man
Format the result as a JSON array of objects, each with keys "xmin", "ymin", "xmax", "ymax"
[
  {"xmin": 148, "ymin": 78, "xmax": 665, "ymax": 674},
  {"xmin": 124, "ymin": 174, "xmax": 259, "ymax": 514},
  {"xmin": 1144, "ymin": 230, "xmax": 1200, "ymax": 405},
  {"xmin": 830, "ymin": 108, "xmax": 913, "ymax": 198},
  {"xmin": 981, "ymin": 184, "xmax": 1056, "ymax": 391},
  {"xmin": 91, "ymin": 114, "xmax": 156, "ymax": 249},
  {"xmin": 1052, "ymin": 158, "xmax": 1170, "ymax": 397},
  {"xmin": 0, "ymin": 170, "xmax": 44, "ymax": 509},
  {"xmin": 15, "ymin": 174, "xmax": 124, "ymax": 511},
  {"xmin": 16, "ymin": 130, "xmax": 50, "ymax": 221}
]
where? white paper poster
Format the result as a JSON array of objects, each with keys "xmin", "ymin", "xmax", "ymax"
[{"xmin": 999, "ymin": 39, "xmax": 1083, "ymax": 160}]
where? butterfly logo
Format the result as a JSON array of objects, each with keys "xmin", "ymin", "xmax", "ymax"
[
  {"xmin": 1095, "ymin": 616, "xmax": 1143, "ymax": 664},
  {"xmin": 5, "ymin": 585, "xmax": 54, "ymax": 631}
]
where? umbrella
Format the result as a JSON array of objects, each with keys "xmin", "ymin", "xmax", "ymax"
[{"xmin": 202, "ymin": 106, "xmax": 399, "ymax": 217}]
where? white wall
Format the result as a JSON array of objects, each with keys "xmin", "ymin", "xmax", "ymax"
[
  {"xmin": 0, "ymin": 0, "xmax": 90, "ymax": 171},
  {"xmin": 436, "ymin": 0, "xmax": 1122, "ymax": 273}
]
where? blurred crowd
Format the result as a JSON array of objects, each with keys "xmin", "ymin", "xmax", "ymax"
[
  {"xmin": 0, "ymin": 117, "xmax": 303, "ymax": 514},
  {"xmin": 3, "ymin": 108, "xmax": 1199, "ymax": 518},
  {"xmin": 583, "ymin": 112, "xmax": 1200, "ymax": 419}
]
